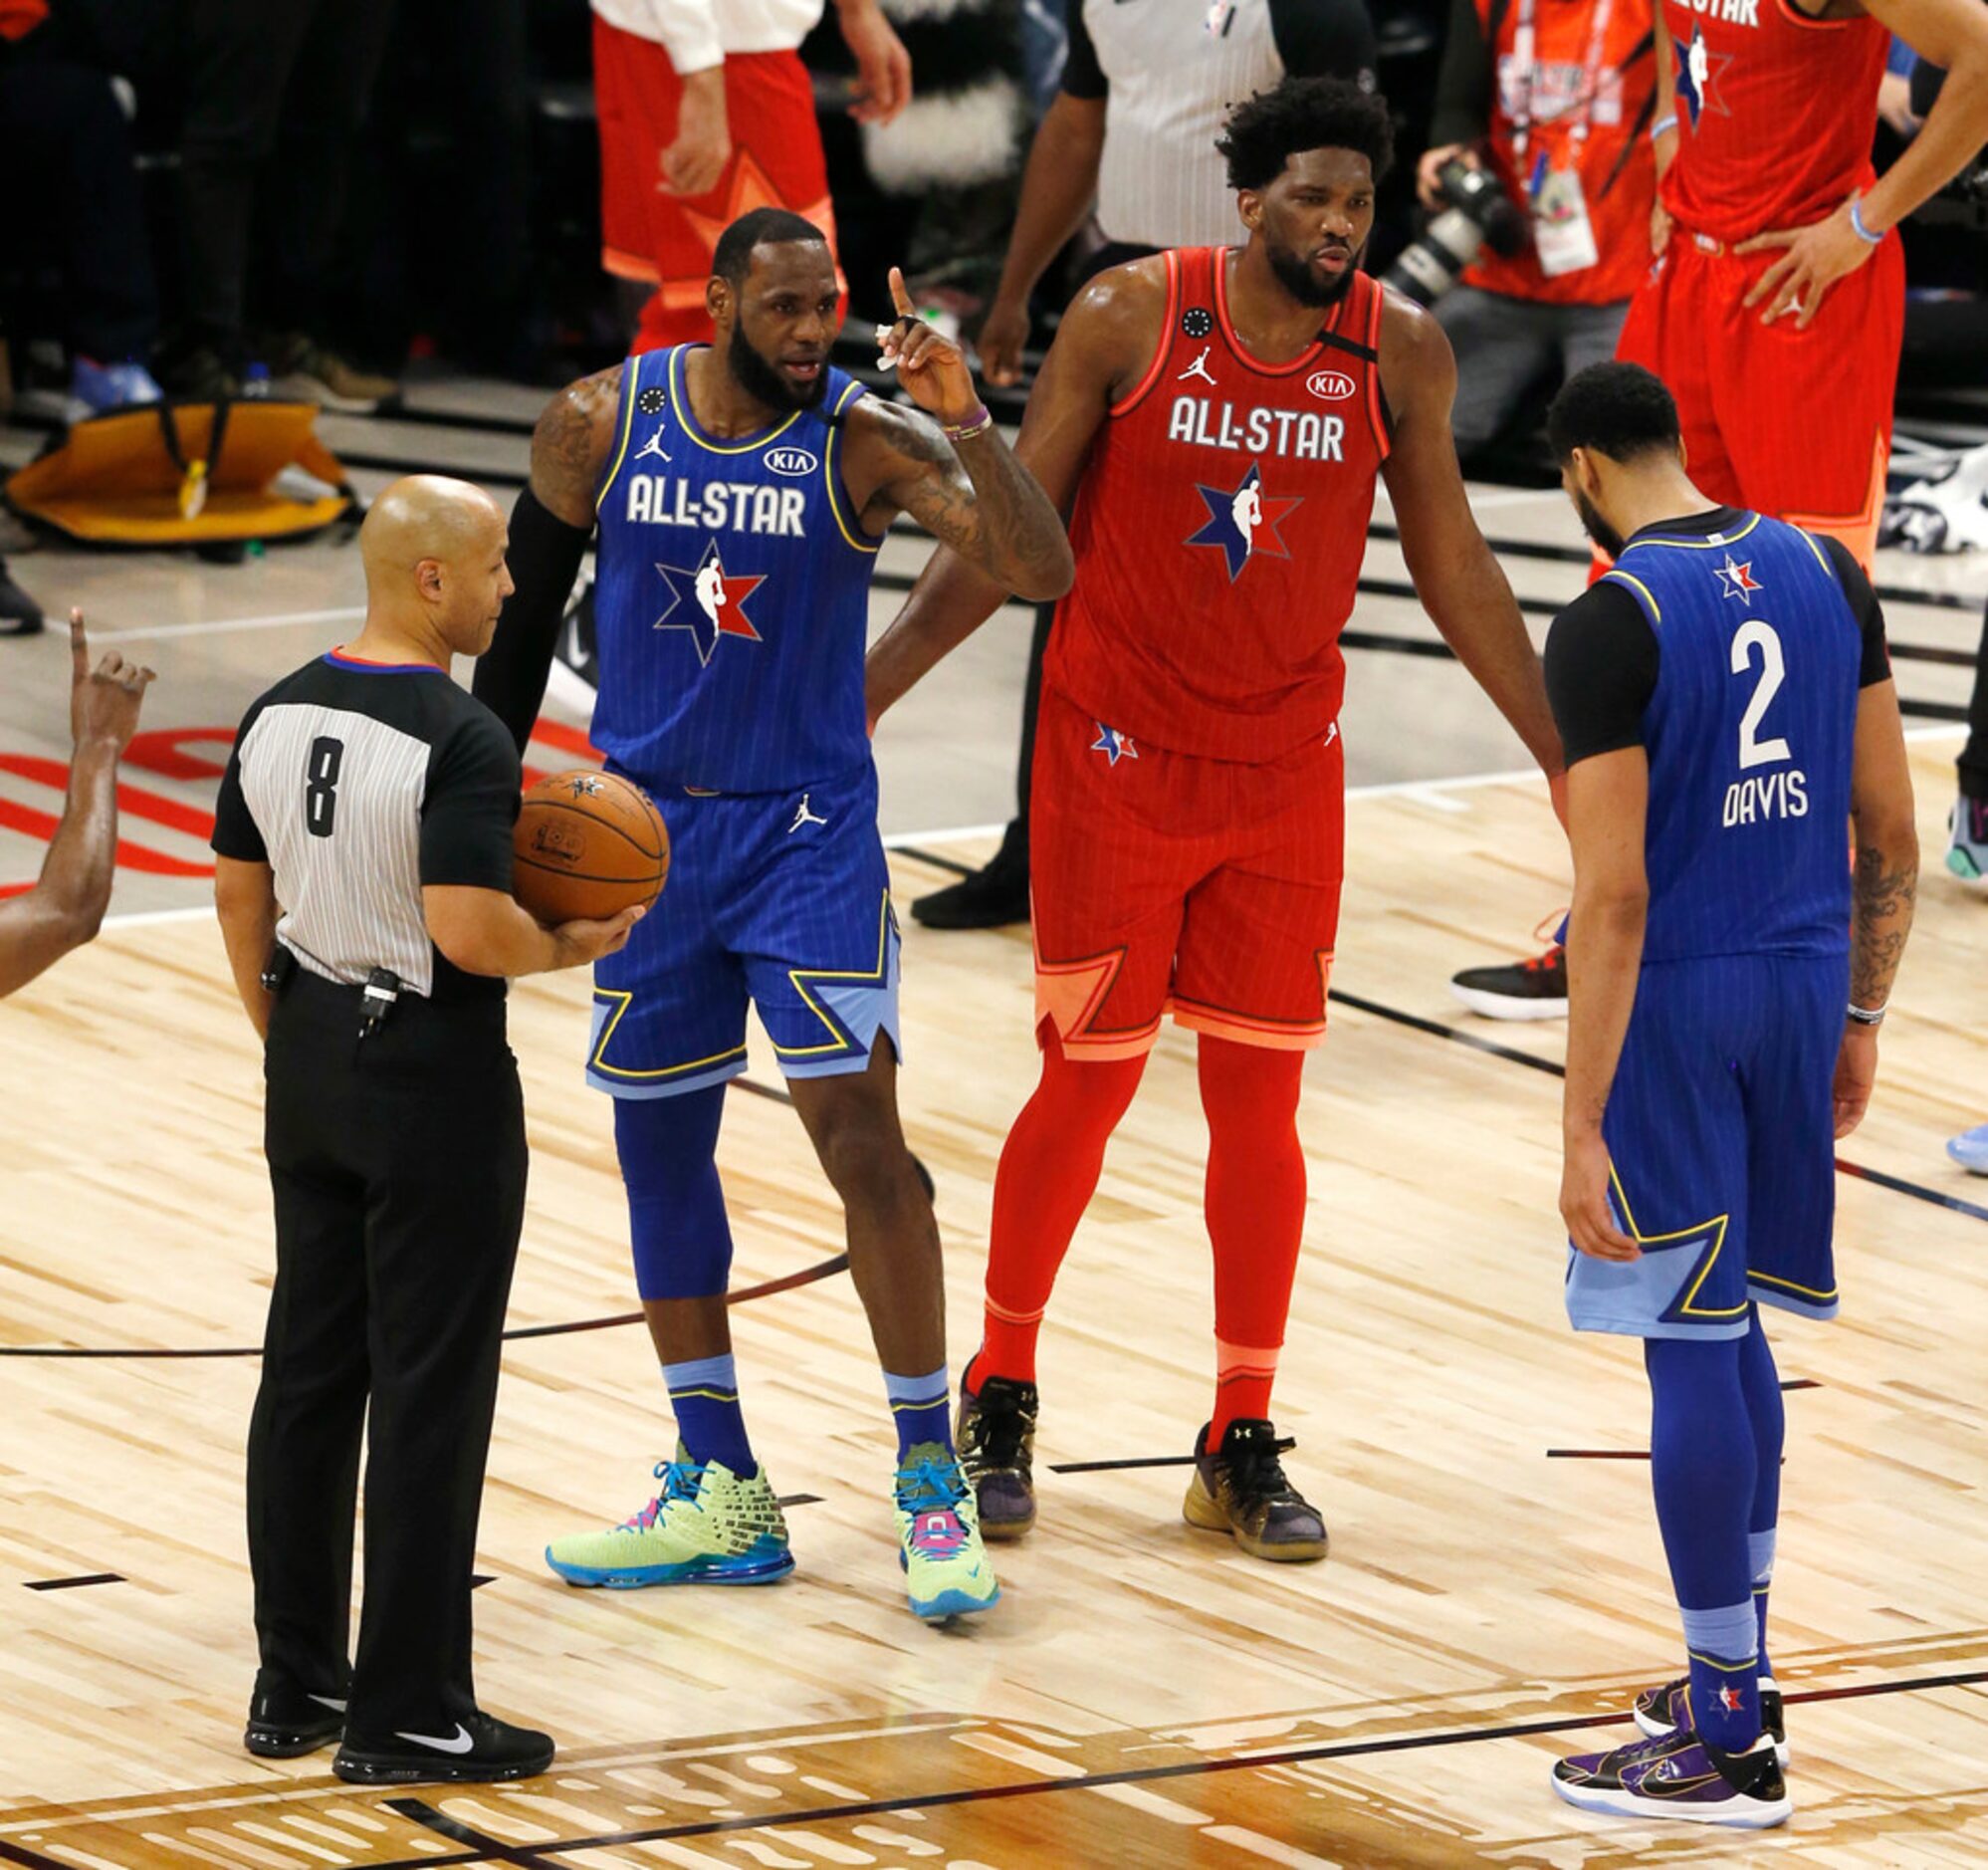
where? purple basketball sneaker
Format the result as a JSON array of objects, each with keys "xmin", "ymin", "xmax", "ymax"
[{"xmin": 1552, "ymin": 1727, "xmax": 1790, "ymax": 1827}]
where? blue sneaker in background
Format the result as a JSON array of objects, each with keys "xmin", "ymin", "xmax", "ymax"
[
  {"xmin": 1945, "ymin": 1123, "xmax": 1988, "ymax": 1175},
  {"xmin": 70, "ymin": 356, "xmax": 163, "ymax": 417}
]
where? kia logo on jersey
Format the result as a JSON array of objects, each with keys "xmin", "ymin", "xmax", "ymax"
[
  {"xmin": 1306, "ymin": 370, "xmax": 1357, "ymax": 402},
  {"xmin": 766, "ymin": 447, "xmax": 819, "ymax": 476}
]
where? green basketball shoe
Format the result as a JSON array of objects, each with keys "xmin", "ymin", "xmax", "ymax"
[
  {"xmin": 895, "ymin": 1442, "xmax": 1000, "ymax": 1620},
  {"xmin": 545, "ymin": 1449, "xmax": 793, "ymax": 1587}
]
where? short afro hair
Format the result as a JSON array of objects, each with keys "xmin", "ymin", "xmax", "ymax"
[
  {"xmin": 1216, "ymin": 76, "xmax": 1395, "ymax": 192},
  {"xmin": 712, "ymin": 207, "xmax": 829, "ymax": 287},
  {"xmin": 1547, "ymin": 362, "xmax": 1683, "ymax": 465}
]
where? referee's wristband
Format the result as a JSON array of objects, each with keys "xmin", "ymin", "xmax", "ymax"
[
  {"xmin": 1849, "ymin": 196, "xmax": 1885, "ymax": 245},
  {"xmin": 1651, "ymin": 114, "xmax": 1678, "ymax": 141},
  {"xmin": 1846, "ymin": 1001, "xmax": 1886, "ymax": 1027}
]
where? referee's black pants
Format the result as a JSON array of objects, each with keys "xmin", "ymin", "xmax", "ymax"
[{"xmin": 248, "ymin": 971, "xmax": 527, "ymax": 1733}]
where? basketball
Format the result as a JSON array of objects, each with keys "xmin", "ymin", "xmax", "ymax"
[{"xmin": 513, "ymin": 769, "xmax": 669, "ymax": 925}]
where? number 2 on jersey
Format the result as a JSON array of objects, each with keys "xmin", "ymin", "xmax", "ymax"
[
  {"xmin": 305, "ymin": 736, "xmax": 344, "ymax": 837},
  {"xmin": 1730, "ymin": 620, "xmax": 1791, "ymax": 770}
]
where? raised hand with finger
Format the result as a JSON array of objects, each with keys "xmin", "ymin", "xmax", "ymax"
[
  {"xmin": 69, "ymin": 608, "xmax": 155, "ymax": 755},
  {"xmin": 875, "ymin": 267, "xmax": 985, "ymax": 430}
]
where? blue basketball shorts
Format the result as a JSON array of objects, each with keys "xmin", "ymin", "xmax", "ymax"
[
  {"xmin": 1566, "ymin": 953, "xmax": 1847, "ymax": 1340},
  {"xmin": 587, "ymin": 759, "xmax": 901, "ymax": 1099}
]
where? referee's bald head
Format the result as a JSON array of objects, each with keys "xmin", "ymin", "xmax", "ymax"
[{"xmin": 360, "ymin": 476, "xmax": 514, "ymax": 657}]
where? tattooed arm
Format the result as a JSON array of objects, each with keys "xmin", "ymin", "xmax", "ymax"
[
  {"xmin": 1836, "ymin": 675, "xmax": 1918, "ymax": 1137},
  {"xmin": 472, "ymin": 365, "xmax": 623, "ymax": 752},
  {"xmin": 862, "ymin": 257, "xmax": 1164, "ymax": 728}
]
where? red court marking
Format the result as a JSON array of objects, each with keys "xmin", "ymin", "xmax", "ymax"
[{"xmin": 121, "ymin": 726, "xmax": 237, "ymax": 781}]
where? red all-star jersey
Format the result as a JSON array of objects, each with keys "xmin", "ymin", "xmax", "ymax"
[
  {"xmin": 1661, "ymin": 0, "xmax": 1888, "ymax": 243},
  {"xmin": 1043, "ymin": 246, "xmax": 1391, "ymax": 764}
]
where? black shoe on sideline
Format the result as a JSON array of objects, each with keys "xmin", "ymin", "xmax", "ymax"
[
  {"xmin": 957, "ymin": 1369, "xmax": 1040, "ymax": 1538},
  {"xmin": 244, "ymin": 1678, "xmax": 348, "ymax": 1758},
  {"xmin": 333, "ymin": 1710, "xmax": 554, "ymax": 1785},
  {"xmin": 911, "ymin": 828, "xmax": 1029, "ymax": 930},
  {"xmin": 1183, "ymin": 1418, "xmax": 1328, "ymax": 1562}
]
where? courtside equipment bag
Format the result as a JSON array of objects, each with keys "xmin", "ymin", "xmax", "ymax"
[{"xmin": 4, "ymin": 399, "xmax": 356, "ymax": 546}]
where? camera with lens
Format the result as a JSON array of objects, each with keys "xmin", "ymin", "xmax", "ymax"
[{"xmin": 1383, "ymin": 157, "xmax": 1532, "ymax": 309}]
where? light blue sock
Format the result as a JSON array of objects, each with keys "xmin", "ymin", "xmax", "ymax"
[
  {"xmin": 664, "ymin": 1352, "xmax": 756, "ymax": 1479},
  {"xmin": 1681, "ymin": 1600, "xmax": 1761, "ymax": 1753},
  {"xmin": 1750, "ymin": 1527, "xmax": 1777, "ymax": 1679},
  {"xmin": 884, "ymin": 1363, "xmax": 953, "ymax": 1464}
]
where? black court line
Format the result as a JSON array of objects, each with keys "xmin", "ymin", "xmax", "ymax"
[
  {"xmin": 1328, "ymin": 987, "xmax": 1988, "ymax": 1227},
  {"xmin": 776, "ymin": 1493, "xmax": 824, "ymax": 1508},
  {"xmin": 0, "ymin": 1253, "xmax": 851, "ymax": 1359},
  {"xmin": 1781, "ymin": 1377, "xmax": 1823, "ymax": 1391},
  {"xmin": 22, "ymin": 1573, "xmax": 122, "ymax": 1591},
  {"xmin": 372, "ymin": 405, "xmax": 538, "ymax": 439},
  {"xmin": 336, "ymin": 449, "xmax": 530, "ymax": 491},
  {"xmin": 0, "ymin": 1840, "xmax": 65, "ymax": 1870},
  {"xmin": 362, "ymin": 1663, "xmax": 1988, "ymax": 1866},
  {"xmin": 731, "ymin": 1074, "xmax": 795, "ymax": 1105},
  {"xmin": 1049, "ymin": 1454, "xmax": 1197, "ymax": 1475},
  {"xmin": 386, "ymin": 1798, "xmax": 556, "ymax": 1869},
  {"xmin": 892, "ymin": 844, "xmax": 978, "ymax": 878},
  {"xmin": 471, "ymin": 1574, "xmax": 496, "ymax": 1589}
]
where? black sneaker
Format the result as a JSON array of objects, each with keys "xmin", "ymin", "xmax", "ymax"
[
  {"xmin": 244, "ymin": 1678, "xmax": 348, "ymax": 1758},
  {"xmin": 911, "ymin": 828, "xmax": 1029, "ymax": 930},
  {"xmin": 1182, "ymin": 1419, "xmax": 1327, "ymax": 1562},
  {"xmin": 265, "ymin": 333, "xmax": 401, "ymax": 414},
  {"xmin": 1449, "ymin": 929, "xmax": 1567, "ymax": 1022},
  {"xmin": 0, "ymin": 557, "xmax": 44, "ymax": 638},
  {"xmin": 956, "ymin": 1370, "xmax": 1039, "ymax": 1538},
  {"xmin": 332, "ymin": 1710, "xmax": 554, "ymax": 1785}
]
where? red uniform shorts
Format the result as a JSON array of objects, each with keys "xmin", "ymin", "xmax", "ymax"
[
  {"xmin": 1029, "ymin": 684, "xmax": 1345, "ymax": 1061},
  {"xmin": 591, "ymin": 16, "xmax": 841, "ymax": 353},
  {"xmin": 1615, "ymin": 230, "xmax": 1902, "ymax": 566}
]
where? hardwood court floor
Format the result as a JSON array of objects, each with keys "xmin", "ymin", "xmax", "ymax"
[{"xmin": 2, "ymin": 744, "xmax": 1984, "ymax": 1867}]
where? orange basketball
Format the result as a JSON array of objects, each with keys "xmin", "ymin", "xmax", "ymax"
[{"xmin": 513, "ymin": 770, "xmax": 669, "ymax": 925}]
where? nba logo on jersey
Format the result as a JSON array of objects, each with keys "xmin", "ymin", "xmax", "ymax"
[
  {"xmin": 653, "ymin": 541, "xmax": 767, "ymax": 666},
  {"xmin": 1186, "ymin": 461, "xmax": 1300, "ymax": 580}
]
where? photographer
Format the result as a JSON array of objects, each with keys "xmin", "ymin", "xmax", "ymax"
[{"xmin": 1418, "ymin": 0, "xmax": 1657, "ymax": 463}]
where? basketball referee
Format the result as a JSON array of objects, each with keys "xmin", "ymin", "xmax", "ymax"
[{"xmin": 211, "ymin": 476, "xmax": 640, "ymax": 1786}]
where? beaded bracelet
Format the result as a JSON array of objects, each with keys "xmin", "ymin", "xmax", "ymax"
[{"xmin": 942, "ymin": 404, "xmax": 994, "ymax": 444}]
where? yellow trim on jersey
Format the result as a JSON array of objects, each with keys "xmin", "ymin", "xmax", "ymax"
[
  {"xmin": 773, "ymin": 891, "xmax": 895, "ymax": 1058},
  {"xmin": 1791, "ymin": 526, "xmax": 1838, "ymax": 578},
  {"xmin": 593, "ymin": 360, "xmax": 642, "ymax": 516},
  {"xmin": 588, "ymin": 987, "xmax": 748, "ymax": 1080},
  {"xmin": 1608, "ymin": 1166, "xmax": 1746, "ymax": 1319},
  {"xmin": 1620, "ymin": 511, "xmax": 1764, "ymax": 554},
  {"xmin": 1747, "ymin": 1267, "xmax": 1841, "ymax": 1303},
  {"xmin": 824, "ymin": 377, "xmax": 883, "ymax": 555},
  {"xmin": 1602, "ymin": 570, "xmax": 1663, "ymax": 626},
  {"xmin": 669, "ymin": 346, "xmax": 801, "ymax": 455}
]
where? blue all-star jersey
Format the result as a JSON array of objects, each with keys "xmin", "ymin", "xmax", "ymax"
[
  {"xmin": 1556, "ymin": 511, "xmax": 1873, "ymax": 963},
  {"xmin": 590, "ymin": 345, "xmax": 884, "ymax": 793}
]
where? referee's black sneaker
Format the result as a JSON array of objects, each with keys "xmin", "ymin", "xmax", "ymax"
[
  {"xmin": 244, "ymin": 1677, "xmax": 347, "ymax": 1757},
  {"xmin": 332, "ymin": 1711, "xmax": 554, "ymax": 1785}
]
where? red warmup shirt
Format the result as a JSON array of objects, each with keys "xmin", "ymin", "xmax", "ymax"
[
  {"xmin": 1661, "ymin": 0, "xmax": 1888, "ymax": 241},
  {"xmin": 1044, "ymin": 247, "xmax": 1392, "ymax": 764}
]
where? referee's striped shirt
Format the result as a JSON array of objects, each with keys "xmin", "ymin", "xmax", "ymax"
[{"xmin": 212, "ymin": 650, "xmax": 522, "ymax": 1001}]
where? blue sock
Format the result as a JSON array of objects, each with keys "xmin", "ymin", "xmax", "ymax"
[
  {"xmin": 885, "ymin": 1364, "xmax": 954, "ymax": 1464},
  {"xmin": 664, "ymin": 1353, "xmax": 757, "ymax": 1479},
  {"xmin": 615, "ymin": 1088, "xmax": 735, "ymax": 1301},
  {"xmin": 1736, "ymin": 1306, "xmax": 1784, "ymax": 1679},
  {"xmin": 1647, "ymin": 1334, "xmax": 1761, "ymax": 1753}
]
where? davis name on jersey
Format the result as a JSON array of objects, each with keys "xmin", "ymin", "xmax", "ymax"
[
  {"xmin": 1166, "ymin": 395, "xmax": 1348, "ymax": 462},
  {"xmin": 624, "ymin": 473, "xmax": 808, "ymax": 537}
]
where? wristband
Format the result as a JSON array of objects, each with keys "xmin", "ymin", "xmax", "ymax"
[
  {"xmin": 1846, "ymin": 1001, "xmax": 1886, "ymax": 1027},
  {"xmin": 942, "ymin": 404, "xmax": 994, "ymax": 444},
  {"xmin": 1651, "ymin": 114, "xmax": 1678, "ymax": 141},
  {"xmin": 1849, "ymin": 196, "xmax": 1884, "ymax": 245}
]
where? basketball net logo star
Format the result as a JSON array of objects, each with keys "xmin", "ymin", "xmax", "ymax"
[
  {"xmin": 1714, "ymin": 553, "xmax": 1763, "ymax": 604},
  {"xmin": 1091, "ymin": 723, "xmax": 1138, "ymax": 766},
  {"xmin": 654, "ymin": 539, "xmax": 767, "ymax": 665},
  {"xmin": 1677, "ymin": 24, "xmax": 1734, "ymax": 129},
  {"xmin": 1186, "ymin": 461, "xmax": 1301, "ymax": 582}
]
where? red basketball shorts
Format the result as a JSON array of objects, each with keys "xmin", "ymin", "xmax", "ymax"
[
  {"xmin": 1615, "ymin": 229, "xmax": 1902, "ymax": 566},
  {"xmin": 591, "ymin": 18, "xmax": 841, "ymax": 353},
  {"xmin": 1028, "ymin": 684, "xmax": 1345, "ymax": 1061}
]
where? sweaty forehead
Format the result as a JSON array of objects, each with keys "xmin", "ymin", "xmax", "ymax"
[
  {"xmin": 1273, "ymin": 147, "xmax": 1375, "ymax": 194},
  {"xmin": 744, "ymin": 241, "xmax": 836, "ymax": 299}
]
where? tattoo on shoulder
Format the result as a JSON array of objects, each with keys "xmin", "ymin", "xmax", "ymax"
[{"xmin": 532, "ymin": 365, "xmax": 622, "ymax": 523}]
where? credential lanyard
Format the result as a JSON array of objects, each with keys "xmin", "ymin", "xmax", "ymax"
[{"xmin": 1509, "ymin": 0, "xmax": 1618, "ymax": 174}]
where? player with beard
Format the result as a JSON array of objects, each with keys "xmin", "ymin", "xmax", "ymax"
[
  {"xmin": 472, "ymin": 207, "xmax": 1073, "ymax": 1622},
  {"xmin": 865, "ymin": 78, "xmax": 1567, "ymax": 1561}
]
